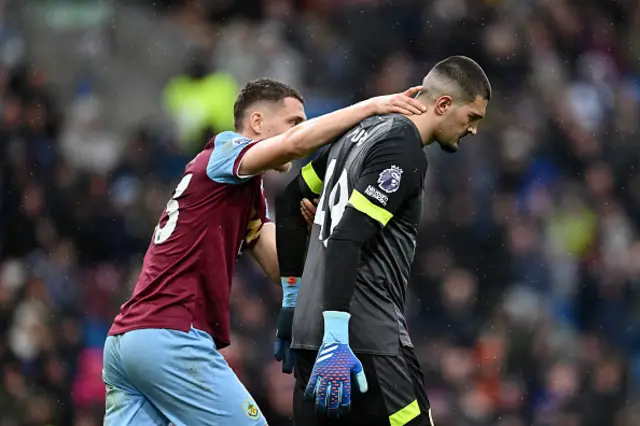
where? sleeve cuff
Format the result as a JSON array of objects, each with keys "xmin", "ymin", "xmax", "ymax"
[
  {"xmin": 281, "ymin": 277, "xmax": 301, "ymax": 308},
  {"xmin": 322, "ymin": 311, "xmax": 350, "ymax": 344},
  {"xmin": 233, "ymin": 140, "xmax": 260, "ymax": 179}
]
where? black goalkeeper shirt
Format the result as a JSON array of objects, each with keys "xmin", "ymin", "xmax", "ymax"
[{"xmin": 291, "ymin": 114, "xmax": 428, "ymax": 356}]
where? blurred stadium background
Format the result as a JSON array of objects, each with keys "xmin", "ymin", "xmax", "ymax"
[{"xmin": 1, "ymin": 0, "xmax": 640, "ymax": 425}]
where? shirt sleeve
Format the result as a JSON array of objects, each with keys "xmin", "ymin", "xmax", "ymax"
[
  {"xmin": 348, "ymin": 137, "xmax": 424, "ymax": 227},
  {"xmin": 206, "ymin": 131, "xmax": 259, "ymax": 184},
  {"xmin": 275, "ymin": 148, "xmax": 330, "ymax": 277}
]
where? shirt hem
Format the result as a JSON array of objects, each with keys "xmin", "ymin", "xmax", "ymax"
[
  {"xmin": 109, "ymin": 322, "xmax": 230, "ymax": 348},
  {"xmin": 291, "ymin": 343, "xmax": 400, "ymax": 356},
  {"xmin": 109, "ymin": 322, "xmax": 191, "ymax": 337}
]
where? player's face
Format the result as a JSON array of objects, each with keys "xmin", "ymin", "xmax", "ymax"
[
  {"xmin": 262, "ymin": 97, "xmax": 307, "ymax": 139},
  {"xmin": 259, "ymin": 97, "xmax": 305, "ymax": 172},
  {"xmin": 435, "ymin": 96, "xmax": 487, "ymax": 153}
]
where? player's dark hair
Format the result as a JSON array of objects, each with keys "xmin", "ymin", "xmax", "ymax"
[
  {"xmin": 233, "ymin": 78, "xmax": 304, "ymax": 130},
  {"xmin": 429, "ymin": 56, "xmax": 491, "ymax": 102}
]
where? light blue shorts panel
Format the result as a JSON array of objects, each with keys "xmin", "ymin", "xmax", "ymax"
[{"xmin": 103, "ymin": 327, "xmax": 266, "ymax": 426}]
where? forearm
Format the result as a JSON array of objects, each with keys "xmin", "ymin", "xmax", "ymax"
[
  {"xmin": 247, "ymin": 223, "xmax": 279, "ymax": 283},
  {"xmin": 275, "ymin": 175, "xmax": 312, "ymax": 277},
  {"xmin": 239, "ymin": 101, "xmax": 376, "ymax": 176},
  {"xmin": 323, "ymin": 237, "xmax": 361, "ymax": 312},
  {"xmin": 283, "ymin": 100, "xmax": 376, "ymax": 160},
  {"xmin": 322, "ymin": 207, "xmax": 380, "ymax": 312}
]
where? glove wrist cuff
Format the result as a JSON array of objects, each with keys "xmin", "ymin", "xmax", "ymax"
[
  {"xmin": 322, "ymin": 311, "xmax": 350, "ymax": 344},
  {"xmin": 281, "ymin": 276, "xmax": 300, "ymax": 308}
]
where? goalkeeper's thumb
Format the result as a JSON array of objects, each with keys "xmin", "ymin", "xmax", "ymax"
[{"xmin": 351, "ymin": 359, "xmax": 368, "ymax": 393}]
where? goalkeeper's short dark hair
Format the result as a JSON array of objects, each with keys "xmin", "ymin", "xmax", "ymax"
[{"xmin": 424, "ymin": 56, "xmax": 491, "ymax": 103}]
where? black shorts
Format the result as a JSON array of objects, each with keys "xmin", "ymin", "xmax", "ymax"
[{"xmin": 292, "ymin": 345, "xmax": 433, "ymax": 426}]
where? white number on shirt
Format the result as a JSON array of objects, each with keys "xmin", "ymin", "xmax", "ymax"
[
  {"xmin": 153, "ymin": 173, "xmax": 193, "ymax": 244},
  {"xmin": 314, "ymin": 159, "xmax": 349, "ymax": 246}
]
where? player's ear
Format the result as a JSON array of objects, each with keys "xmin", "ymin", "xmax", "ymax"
[
  {"xmin": 249, "ymin": 111, "xmax": 264, "ymax": 135},
  {"xmin": 434, "ymin": 96, "xmax": 452, "ymax": 116}
]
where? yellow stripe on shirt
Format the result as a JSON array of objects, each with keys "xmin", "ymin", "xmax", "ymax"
[
  {"xmin": 348, "ymin": 190, "xmax": 393, "ymax": 226},
  {"xmin": 301, "ymin": 162, "xmax": 323, "ymax": 195}
]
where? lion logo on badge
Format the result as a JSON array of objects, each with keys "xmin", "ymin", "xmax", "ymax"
[
  {"xmin": 242, "ymin": 399, "xmax": 260, "ymax": 420},
  {"xmin": 377, "ymin": 165, "xmax": 403, "ymax": 194}
]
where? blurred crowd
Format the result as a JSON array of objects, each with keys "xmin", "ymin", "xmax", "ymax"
[{"xmin": 2, "ymin": 0, "xmax": 640, "ymax": 425}]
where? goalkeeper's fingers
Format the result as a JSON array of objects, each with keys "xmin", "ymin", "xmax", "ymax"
[
  {"xmin": 351, "ymin": 360, "xmax": 368, "ymax": 393},
  {"xmin": 304, "ymin": 374, "xmax": 320, "ymax": 401}
]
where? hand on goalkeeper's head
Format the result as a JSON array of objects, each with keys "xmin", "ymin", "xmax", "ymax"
[{"xmin": 365, "ymin": 85, "xmax": 426, "ymax": 116}]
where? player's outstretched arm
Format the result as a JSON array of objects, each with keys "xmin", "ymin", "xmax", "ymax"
[
  {"xmin": 304, "ymin": 137, "xmax": 426, "ymax": 418},
  {"xmin": 238, "ymin": 86, "xmax": 426, "ymax": 176}
]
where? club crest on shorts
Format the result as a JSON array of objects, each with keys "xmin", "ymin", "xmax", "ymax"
[
  {"xmin": 242, "ymin": 399, "xmax": 260, "ymax": 420},
  {"xmin": 377, "ymin": 165, "xmax": 403, "ymax": 193}
]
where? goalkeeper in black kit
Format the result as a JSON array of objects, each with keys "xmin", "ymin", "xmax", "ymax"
[{"xmin": 274, "ymin": 56, "xmax": 492, "ymax": 426}]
